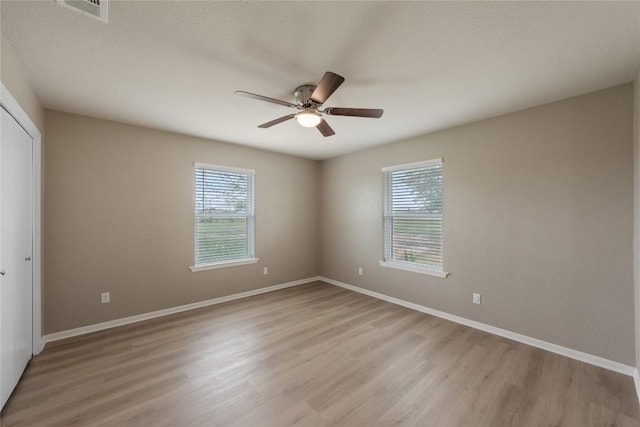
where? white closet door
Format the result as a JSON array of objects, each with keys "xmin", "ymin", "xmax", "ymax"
[{"xmin": 1, "ymin": 106, "xmax": 33, "ymax": 409}]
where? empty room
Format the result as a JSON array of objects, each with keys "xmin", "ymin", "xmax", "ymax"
[{"xmin": 2, "ymin": 1, "xmax": 640, "ymax": 426}]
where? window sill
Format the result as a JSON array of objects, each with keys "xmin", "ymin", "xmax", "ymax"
[
  {"xmin": 190, "ymin": 258, "xmax": 259, "ymax": 272},
  {"xmin": 379, "ymin": 260, "xmax": 450, "ymax": 278}
]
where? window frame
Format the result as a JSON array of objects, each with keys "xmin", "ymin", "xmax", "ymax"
[
  {"xmin": 189, "ymin": 162, "xmax": 258, "ymax": 272},
  {"xmin": 379, "ymin": 158, "xmax": 449, "ymax": 278}
]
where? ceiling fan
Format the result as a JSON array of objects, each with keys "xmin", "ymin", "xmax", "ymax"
[{"xmin": 234, "ymin": 71, "xmax": 383, "ymax": 137}]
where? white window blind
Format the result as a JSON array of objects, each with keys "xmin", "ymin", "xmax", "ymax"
[
  {"xmin": 193, "ymin": 164, "xmax": 255, "ymax": 266},
  {"xmin": 383, "ymin": 159, "xmax": 443, "ymax": 273}
]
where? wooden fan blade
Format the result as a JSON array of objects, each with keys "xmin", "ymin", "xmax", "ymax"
[
  {"xmin": 324, "ymin": 107, "xmax": 383, "ymax": 118},
  {"xmin": 316, "ymin": 119, "xmax": 335, "ymax": 137},
  {"xmin": 258, "ymin": 114, "xmax": 296, "ymax": 128},
  {"xmin": 235, "ymin": 91, "xmax": 298, "ymax": 108},
  {"xmin": 310, "ymin": 72, "xmax": 345, "ymax": 105}
]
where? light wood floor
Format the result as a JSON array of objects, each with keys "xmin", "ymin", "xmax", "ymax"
[{"xmin": 2, "ymin": 281, "xmax": 639, "ymax": 426}]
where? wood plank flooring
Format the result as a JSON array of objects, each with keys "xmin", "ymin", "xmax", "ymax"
[{"xmin": 2, "ymin": 281, "xmax": 639, "ymax": 426}]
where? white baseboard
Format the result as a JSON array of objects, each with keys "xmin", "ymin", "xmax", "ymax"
[
  {"xmin": 42, "ymin": 276, "xmax": 322, "ymax": 346},
  {"xmin": 634, "ymin": 369, "xmax": 640, "ymax": 402},
  {"xmin": 320, "ymin": 276, "xmax": 637, "ymax": 378}
]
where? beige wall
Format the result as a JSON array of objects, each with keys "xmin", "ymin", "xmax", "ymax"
[
  {"xmin": 44, "ymin": 110, "xmax": 319, "ymax": 333},
  {"xmin": 1, "ymin": 35, "xmax": 44, "ymax": 131},
  {"xmin": 320, "ymin": 84, "xmax": 635, "ymax": 365}
]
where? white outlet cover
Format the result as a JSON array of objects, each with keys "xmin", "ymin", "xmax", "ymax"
[
  {"xmin": 263, "ymin": 267, "xmax": 268, "ymax": 275},
  {"xmin": 101, "ymin": 292, "xmax": 110, "ymax": 304},
  {"xmin": 473, "ymin": 293, "xmax": 481, "ymax": 304}
]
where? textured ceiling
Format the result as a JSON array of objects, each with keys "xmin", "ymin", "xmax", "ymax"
[{"xmin": 1, "ymin": 1, "xmax": 639, "ymax": 160}]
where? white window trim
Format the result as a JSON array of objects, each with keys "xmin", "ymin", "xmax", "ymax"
[
  {"xmin": 193, "ymin": 162, "xmax": 255, "ymax": 175},
  {"xmin": 191, "ymin": 162, "xmax": 256, "ymax": 271},
  {"xmin": 379, "ymin": 260, "xmax": 450, "ymax": 278},
  {"xmin": 190, "ymin": 257, "xmax": 259, "ymax": 272},
  {"xmin": 381, "ymin": 158, "xmax": 442, "ymax": 172},
  {"xmin": 382, "ymin": 158, "xmax": 448, "ymax": 278}
]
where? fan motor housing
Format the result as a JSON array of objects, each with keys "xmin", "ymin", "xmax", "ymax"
[{"xmin": 294, "ymin": 85, "xmax": 317, "ymax": 105}]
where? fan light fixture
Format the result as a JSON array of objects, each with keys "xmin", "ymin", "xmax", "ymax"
[{"xmin": 295, "ymin": 110, "xmax": 321, "ymax": 128}]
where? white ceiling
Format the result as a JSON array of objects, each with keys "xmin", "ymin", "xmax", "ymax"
[{"xmin": 2, "ymin": 1, "xmax": 639, "ymax": 160}]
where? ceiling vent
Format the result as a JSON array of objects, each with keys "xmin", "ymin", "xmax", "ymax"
[{"xmin": 57, "ymin": 0, "xmax": 108, "ymax": 23}]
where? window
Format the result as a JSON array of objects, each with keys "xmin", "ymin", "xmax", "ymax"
[
  {"xmin": 190, "ymin": 163, "xmax": 257, "ymax": 272},
  {"xmin": 380, "ymin": 159, "xmax": 448, "ymax": 278}
]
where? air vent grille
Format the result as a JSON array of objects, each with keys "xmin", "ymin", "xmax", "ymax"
[{"xmin": 57, "ymin": 0, "xmax": 108, "ymax": 23}]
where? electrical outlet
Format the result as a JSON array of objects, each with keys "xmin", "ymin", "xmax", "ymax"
[
  {"xmin": 263, "ymin": 267, "xmax": 268, "ymax": 275},
  {"xmin": 358, "ymin": 267, "xmax": 363, "ymax": 276},
  {"xmin": 473, "ymin": 293, "xmax": 481, "ymax": 305},
  {"xmin": 101, "ymin": 292, "xmax": 110, "ymax": 304}
]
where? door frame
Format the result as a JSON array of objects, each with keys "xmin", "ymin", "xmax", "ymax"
[{"xmin": 1, "ymin": 83, "xmax": 43, "ymax": 355}]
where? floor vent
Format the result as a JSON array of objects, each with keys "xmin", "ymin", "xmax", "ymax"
[{"xmin": 57, "ymin": 0, "xmax": 108, "ymax": 23}]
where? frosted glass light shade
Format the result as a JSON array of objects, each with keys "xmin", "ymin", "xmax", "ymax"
[{"xmin": 295, "ymin": 111, "xmax": 322, "ymax": 127}]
